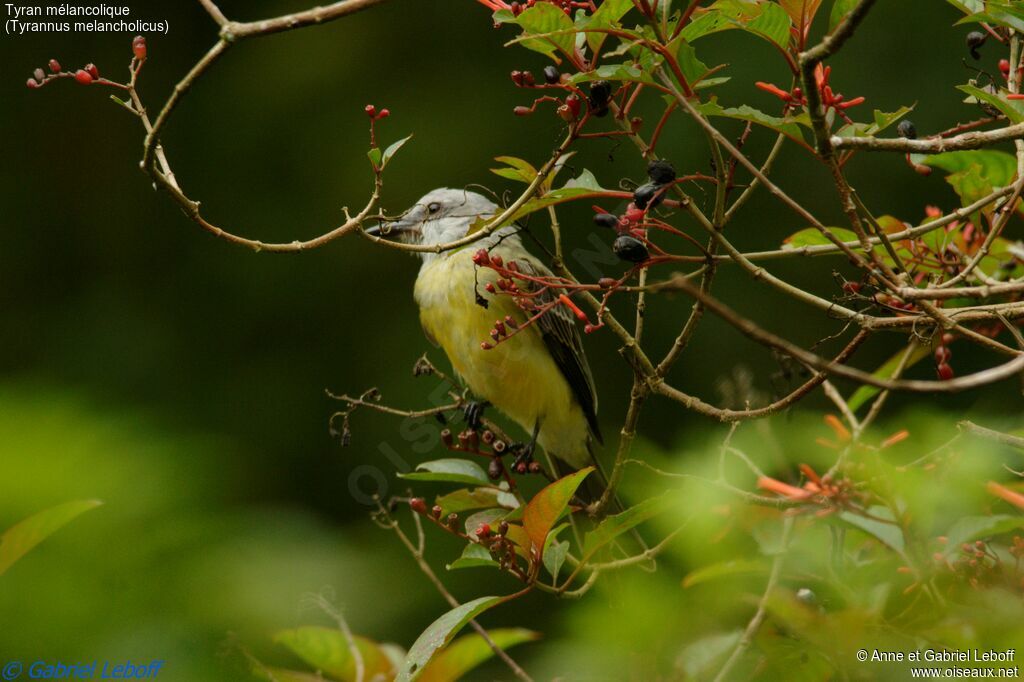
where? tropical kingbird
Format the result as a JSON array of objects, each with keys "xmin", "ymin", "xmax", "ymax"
[{"xmin": 368, "ymin": 188, "xmax": 602, "ymax": 478}]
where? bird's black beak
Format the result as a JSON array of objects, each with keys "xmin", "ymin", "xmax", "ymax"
[{"xmin": 365, "ymin": 219, "xmax": 419, "ymax": 242}]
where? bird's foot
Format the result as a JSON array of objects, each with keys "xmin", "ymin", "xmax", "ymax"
[
  {"xmin": 508, "ymin": 441, "xmax": 538, "ymax": 474},
  {"xmin": 462, "ymin": 400, "xmax": 490, "ymax": 431}
]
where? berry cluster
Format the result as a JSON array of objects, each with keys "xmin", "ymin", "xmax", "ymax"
[
  {"xmin": 26, "ymin": 36, "xmax": 147, "ymax": 91},
  {"xmin": 593, "ymin": 160, "xmax": 678, "ymax": 263},
  {"xmin": 440, "ymin": 424, "xmax": 545, "ymax": 483},
  {"xmin": 509, "ymin": 62, "xmax": 617, "ymax": 123},
  {"xmin": 409, "ymin": 498, "xmax": 528, "ymax": 580}
]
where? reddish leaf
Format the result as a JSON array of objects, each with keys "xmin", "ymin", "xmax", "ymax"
[{"xmin": 522, "ymin": 467, "xmax": 593, "ymax": 559}]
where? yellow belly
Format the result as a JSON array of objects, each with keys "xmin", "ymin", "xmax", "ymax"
[{"xmin": 413, "ymin": 248, "xmax": 591, "ymax": 468}]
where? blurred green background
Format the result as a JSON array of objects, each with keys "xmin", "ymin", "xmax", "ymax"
[{"xmin": 2, "ymin": 1, "xmax": 1023, "ymax": 679}]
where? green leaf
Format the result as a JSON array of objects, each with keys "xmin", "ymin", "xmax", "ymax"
[
  {"xmin": 490, "ymin": 156, "xmax": 538, "ymax": 184},
  {"xmin": 742, "ymin": 2, "xmax": 792, "ymax": 51},
  {"xmin": 782, "ymin": 226, "xmax": 858, "ymax": 248},
  {"xmin": 399, "ymin": 459, "xmax": 491, "ymax": 486},
  {"xmin": 678, "ymin": 630, "xmax": 743, "ymax": 679},
  {"xmin": 273, "ymin": 627, "xmax": 396, "ymax": 682},
  {"xmin": 698, "ymin": 99, "xmax": 808, "ymax": 146},
  {"xmin": 828, "ymin": 0, "xmax": 859, "ymax": 31},
  {"xmin": 396, "ymin": 596, "xmax": 505, "ymax": 682},
  {"xmin": 569, "ymin": 63, "xmax": 654, "ymax": 85},
  {"xmin": 447, "ymin": 543, "xmax": 499, "ymax": 571},
  {"xmin": 834, "ymin": 107, "xmax": 914, "ymax": 138},
  {"xmin": 581, "ymin": 492, "xmax": 678, "ymax": 561},
  {"xmin": 382, "ymin": 135, "xmax": 413, "ymax": 167},
  {"xmin": 523, "ymin": 467, "xmax": 593, "ymax": 559},
  {"xmin": 506, "ymin": 170, "xmax": 609, "ymax": 223},
  {"xmin": 683, "ymin": 558, "xmax": 769, "ymax": 588},
  {"xmin": 674, "ymin": 39, "xmax": 711, "ymax": 85},
  {"xmin": 838, "ymin": 506, "xmax": 905, "ymax": 554},
  {"xmin": 946, "ymin": 0, "xmax": 984, "ymax": 15},
  {"xmin": 0, "ymin": 499, "xmax": 102, "ymax": 577},
  {"xmin": 580, "ymin": 0, "xmax": 634, "ymax": 53},
  {"xmin": 957, "ymin": 3, "xmax": 1024, "ymax": 33},
  {"xmin": 847, "ymin": 344, "xmax": 932, "ymax": 412},
  {"xmin": 923, "ymin": 150, "xmax": 1018, "ymax": 187},
  {"xmin": 542, "ymin": 523, "xmax": 570, "ymax": 580},
  {"xmin": 943, "ymin": 515, "xmax": 1024, "ymax": 557},
  {"xmin": 435, "ymin": 487, "xmax": 519, "ymax": 517},
  {"xmin": 367, "ymin": 147, "xmax": 382, "ymax": 168},
  {"xmin": 678, "ymin": 10, "xmax": 735, "ymax": 42},
  {"xmin": 498, "ymin": 3, "xmax": 576, "ymax": 59},
  {"xmin": 417, "ymin": 628, "xmax": 540, "ymax": 682},
  {"xmin": 958, "ymin": 84, "xmax": 1024, "ymax": 124}
]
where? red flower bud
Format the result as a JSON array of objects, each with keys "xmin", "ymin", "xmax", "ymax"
[
  {"xmin": 74, "ymin": 69, "xmax": 93, "ymax": 85},
  {"xmin": 472, "ymin": 249, "xmax": 490, "ymax": 266},
  {"xmin": 513, "ymin": 105, "xmax": 532, "ymax": 116},
  {"xmin": 365, "ymin": 104, "xmax": 377, "ymax": 117},
  {"xmin": 48, "ymin": 59, "xmax": 61, "ymax": 73},
  {"xmin": 409, "ymin": 497, "xmax": 427, "ymax": 514},
  {"xmin": 936, "ymin": 363, "xmax": 954, "ymax": 381},
  {"xmin": 377, "ymin": 108, "xmax": 390, "ymax": 119},
  {"xmin": 132, "ymin": 36, "xmax": 147, "ymax": 60},
  {"xmin": 26, "ymin": 78, "xmax": 38, "ymax": 89},
  {"xmin": 84, "ymin": 63, "xmax": 99, "ymax": 79}
]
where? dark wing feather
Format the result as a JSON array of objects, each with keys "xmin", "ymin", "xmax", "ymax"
[{"xmin": 516, "ymin": 258, "xmax": 602, "ymax": 444}]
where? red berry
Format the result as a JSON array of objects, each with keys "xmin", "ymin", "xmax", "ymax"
[
  {"xmin": 934, "ymin": 346, "xmax": 952, "ymax": 364},
  {"xmin": 377, "ymin": 109, "xmax": 390, "ymax": 119},
  {"xmin": 513, "ymin": 105, "xmax": 532, "ymax": 116},
  {"xmin": 26, "ymin": 78, "xmax": 38, "ymax": 89},
  {"xmin": 48, "ymin": 59, "xmax": 61, "ymax": 73},
  {"xmin": 942, "ymin": 333, "xmax": 955, "ymax": 345},
  {"xmin": 74, "ymin": 69, "xmax": 93, "ymax": 85},
  {"xmin": 565, "ymin": 94, "xmax": 581, "ymax": 117},
  {"xmin": 1000, "ymin": 59, "xmax": 1011, "ymax": 76},
  {"xmin": 84, "ymin": 63, "xmax": 99, "ymax": 79},
  {"xmin": 132, "ymin": 36, "xmax": 147, "ymax": 60},
  {"xmin": 477, "ymin": 523, "xmax": 491, "ymax": 537},
  {"xmin": 364, "ymin": 104, "xmax": 377, "ymax": 117},
  {"xmin": 936, "ymin": 363, "xmax": 954, "ymax": 381},
  {"xmin": 409, "ymin": 497, "xmax": 427, "ymax": 514}
]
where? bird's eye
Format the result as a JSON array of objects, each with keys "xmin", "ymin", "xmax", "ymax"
[{"xmin": 427, "ymin": 202, "xmax": 442, "ymax": 215}]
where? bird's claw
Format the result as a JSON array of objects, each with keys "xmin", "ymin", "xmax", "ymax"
[{"xmin": 462, "ymin": 400, "xmax": 489, "ymax": 431}]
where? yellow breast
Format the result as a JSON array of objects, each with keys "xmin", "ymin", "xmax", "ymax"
[{"xmin": 413, "ymin": 247, "xmax": 591, "ymax": 467}]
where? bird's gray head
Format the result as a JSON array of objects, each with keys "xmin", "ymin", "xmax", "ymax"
[{"xmin": 367, "ymin": 188, "xmax": 519, "ymax": 261}]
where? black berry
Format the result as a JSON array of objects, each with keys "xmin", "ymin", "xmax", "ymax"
[
  {"xmin": 646, "ymin": 160, "xmax": 676, "ymax": 185},
  {"xmin": 593, "ymin": 213, "xmax": 619, "ymax": 229},
  {"xmin": 897, "ymin": 119, "xmax": 917, "ymax": 140},
  {"xmin": 613, "ymin": 235, "xmax": 649, "ymax": 263},
  {"xmin": 966, "ymin": 31, "xmax": 986, "ymax": 60},
  {"xmin": 633, "ymin": 182, "xmax": 663, "ymax": 210},
  {"xmin": 543, "ymin": 65, "xmax": 560, "ymax": 84}
]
